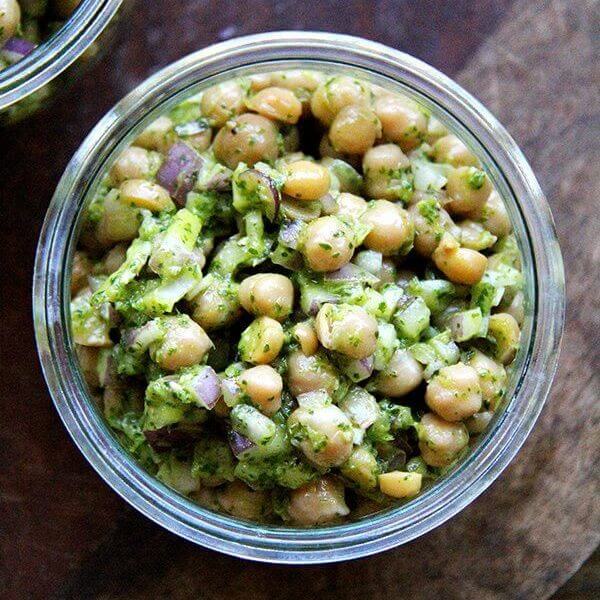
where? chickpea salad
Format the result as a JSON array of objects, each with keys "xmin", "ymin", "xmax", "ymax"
[
  {"xmin": 0, "ymin": 0, "xmax": 80, "ymax": 71},
  {"xmin": 71, "ymin": 70, "xmax": 525, "ymax": 525}
]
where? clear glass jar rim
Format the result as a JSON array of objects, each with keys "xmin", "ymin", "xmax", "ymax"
[
  {"xmin": 33, "ymin": 31, "xmax": 565, "ymax": 563},
  {"xmin": 0, "ymin": 0, "xmax": 123, "ymax": 109}
]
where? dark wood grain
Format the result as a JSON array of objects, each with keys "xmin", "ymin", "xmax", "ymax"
[{"xmin": 1, "ymin": 1, "xmax": 598, "ymax": 599}]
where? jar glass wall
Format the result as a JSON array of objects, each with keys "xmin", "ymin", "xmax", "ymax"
[{"xmin": 33, "ymin": 32, "xmax": 565, "ymax": 563}]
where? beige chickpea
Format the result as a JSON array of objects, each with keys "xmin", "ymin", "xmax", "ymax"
[
  {"xmin": 432, "ymin": 134, "xmax": 479, "ymax": 167},
  {"xmin": 96, "ymin": 191, "xmax": 140, "ymax": 247},
  {"xmin": 329, "ymin": 104, "xmax": 381, "ymax": 155},
  {"xmin": 0, "ymin": 0, "xmax": 21, "ymax": 44},
  {"xmin": 503, "ymin": 290, "xmax": 525, "ymax": 326},
  {"xmin": 315, "ymin": 303, "xmax": 377, "ymax": 360},
  {"xmin": 302, "ymin": 216, "xmax": 354, "ymax": 272},
  {"xmin": 373, "ymin": 349, "xmax": 424, "ymax": 397},
  {"xmin": 271, "ymin": 69, "xmax": 324, "ymax": 92},
  {"xmin": 425, "ymin": 363, "xmax": 482, "ymax": 422},
  {"xmin": 288, "ymin": 477, "xmax": 349, "ymax": 525},
  {"xmin": 432, "ymin": 233, "xmax": 487, "ymax": 285},
  {"xmin": 246, "ymin": 86, "xmax": 303, "ymax": 124},
  {"xmin": 135, "ymin": 116, "xmax": 174, "ymax": 153},
  {"xmin": 466, "ymin": 410, "xmax": 494, "ymax": 434},
  {"xmin": 217, "ymin": 480, "xmax": 267, "ymax": 520},
  {"xmin": 201, "ymin": 80, "xmax": 245, "ymax": 128},
  {"xmin": 361, "ymin": 200, "xmax": 414, "ymax": 256},
  {"xmin": 409, "ymin": 201, "xmax": 459, "ymax": 257},
  {"xmin": 446, "ymin": 167, "xmax": 493, "ymax": 216},
  {"xmin": 192, "ymin": 284, "xmax": 242, "ymax": 331},
  {"xmin": 418, "ymin": 412, "xmax": 469, "ymax": 467},
  {"xmin": 466, "ymin": 350, "xmax": 507, "ymax": 410},
  {"xmin": 458, "ymin": 220, "xmax": 497, "ymax": 251},
  {"xmin": 238, "ymin": 365, "xmax": 283, "ymax": 416},
  {"xmin": 289, "ymin": 404, "xmax": 354, "ymax": 468},
  {"xmin": 374, "ymin": 94, "xmax": 428, "ymax": 151},
  {"xmin": 110, "ymin": 146, "xmax": 157, "ymax": 184},
  {"xmin": 310, "ymin": 76, "xmax": 371, "ymax": 126},
  {"xmin": 283, "ymin": 160, "xmax": 331, "ymax": 200},
  {"xmin": 119, "ymin": 179, "xmax": 174, "ymax": 212},
  {"xmin": 335, "ymin": 192, "xmax": 368, "ymax": 219},
  {"xmin": 185, "ymin": 128, "xmax": 213, "ymax": 152},
  {"xmin": 239, "ymin": 273, "xmax": 294, "ymax": 321},
  {"xmin": 476, "ymin": 190, "xmax": 512, "ymax": 237},
  {"xmin": 150, "ymin": 316, "xmax": 213, "ymax": 371},
  {"xmin": 71, "ymin": 251, "xmax": 91, "ymax": 295},
  {"xmin": 239, "ymin": 316, "xmax": 284, "ymax": 365},
  {"xmin": 292, "ymin": 321, "xmax": 319, "ymax": 356},
  {"xmin": 213, "ymin": 113, "xmax": 279, "ymax": 169},
  {"xmin": 286, "ymin": 350, "xmax": 338, "ymax": 397},
  {"xmin": 363, "ymin": 143, "xmax": 410, "ymax": 201},
  {"xmin": 247, "ymin": 73, "xmax": 273, "ymax": 92},
  {"xmin": 487, "ymin": 313, "xmax": 520, "ymax": 365}
]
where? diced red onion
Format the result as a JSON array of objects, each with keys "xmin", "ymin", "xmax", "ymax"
[
  {"xmin": 228, "ymin": 429, "xmax": 256, "ymax": 458},
  {"xmin": 308, "ymin": 291, "xmax": 339, "ymax": 315},
  {"xmin": 278, "ymin": 220, "xmax": 304, "ymax": 250},
  {"xmin": 188, "ymin": 366, "xmax": 221, "ymax": 409},
  {"xmin": 324, "ymin": 263, "xmax": 380, "ymax": 285},
  {"xmin": 237, "ymin": 169, "xmax": 280, "ymax": 221},
  {"xmin": 1, "ymin": 38, "xmax": 35, "ymax": 64},
  {"xmin": 144, "ymin": 424, "xmax": 203, "ymax": 452},
  {"xmin": 347, "ymin": 355, "xmax": 374, "ymax": 382},
  {"xmin": 157, "ymin": 142, "xmax": 204, "ymax": 206},
  {"xmin": 221, "ymin": 376, "xmax": 241, "ymax": 406},
  {"xmin": 122, "ymin": 319, "xmax": 163, "ymax": 352},
  {"xmin": 202, "ymin": 170, "xmax": 232, "ymax": 192}
]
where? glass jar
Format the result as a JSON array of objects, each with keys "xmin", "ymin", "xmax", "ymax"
[
  {"xmin": 0, "ymin": 0, "xmax": 125, "ymax": 125},
  {"xmin": 33, "ymin": 32, "xmax": 565, "ymax": 563}
]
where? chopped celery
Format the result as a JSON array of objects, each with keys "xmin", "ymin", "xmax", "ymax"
[{"xmin": 406, "ymin": 278, "xmax": 456, "ymax": 315}]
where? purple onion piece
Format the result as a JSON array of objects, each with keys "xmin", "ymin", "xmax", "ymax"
[
  {"xmin": 237, "ymin": 169, "xmax": 280, "ymax": 221},
  {"xmin": 203, "ymin": 170, "xmax": 232, "ymax": 192},
  {"xmin": 278, "ymin": 220, "xmax": 304, "ymax": 250},
  {"xmin": 228, "ymin": 429, "xmax": 256, "ymax": 458},
  {"xmin": 1, "ymin": 37, "xmax": 36, "ymax": 64},
  {"xmin": 221, "ymin": 376, "xmax": 241, "ymax": 406},
  {"xmin": 189, "ymin": 366, "xmax": 221, "ymax": 409},
  {"xmin": 324, "ymin": 263, "xmax": 380, "ymax": 285},
  {"xmin": 144, "ymin": 424, "xmax": 204, "ymax": 452},
  {"xmin": 122, "ymin": 319, "xmax": 163, "ymax": 352},
  {"xmin": 157, "ymin": 142, "xmax": 204, "ymax": 206},
  {"xmin": 355, "ymin": 355, "xmax": 375, "ymax": 380},
  {"xmin": 308, "ymin": 291, "xmax": 339, "ymax": 316},
  {"xmin": 387, "ymin": 449, "xmax": 407, "ymax": 471}
]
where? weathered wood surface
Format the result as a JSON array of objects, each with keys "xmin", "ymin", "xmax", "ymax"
[{"xmin": 0, "ymin": 0, "xmax": 597, "ymax": 598}]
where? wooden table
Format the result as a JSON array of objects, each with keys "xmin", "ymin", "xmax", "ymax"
[{"xmin": 1, "ymin": 1, "xmax": 597, "ymax": 598}]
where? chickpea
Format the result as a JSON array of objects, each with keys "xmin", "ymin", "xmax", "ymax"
[
  {"xmin": 409, "ymin": 201, "xmax": 459, "ymax": 258},
  {"xmin": 425, "ymin": 116, "xmax": 448, "ymax": 144},
  {"xmin": 150, "ymin": 316, "xmax": 213, "ymax": 371},
  {"xmin": 301, "ymin": 216, "xmax": 354, "ymax": 272},
  {"xmin": 247, "ymin": 73, "xmax": 273, "ymax": 92},
  {"xmin": 185, "ymin": 128, "xmax": 212, "ymax": 152},
  {"xmin": 361, "ymin": 200, "xmax": 414, "ymax": 256},
  {"xmin": 418, "ymin": 412, "xmax": 469, "ymax": 467},
  {"xmin": 201, "ymin": 80, "xmax": 245, "ymax": 128},
  {"xmin": 336, "ymin": 192, "xmax": 368, "ymax": 219},
  {"xmin": 363, "ymin": 143, "xmax": 410, "ymax": 200},
  {"xmin": 271, "ymin": 69, "xmax": 324, "ymax": 92},
  {"xmin": 425, "ymin": 363, "xmax": 482, "ymax": 421},
  {"xmin": 432, "ymin": 233, "xmax": 487, "ymax": 285},
  {"xmin": 192, "ymin": 282, "xmax": 242, "ymax": 331},
  {"xmin": 315, "ymin": 303, "xmax": 378, "ymax": 360},
  {"xmin": 135, "ymin": 116, "xmax": 174, "ymax": 153},
  {"xmin": 458, "ymin": 220, "xmax": 497, "ymax": 251},
  {"xmin": 213, "ymin": 113, "xmax": 279, "ymax": 169},
  {"xmin": 217, "ymin": 480, "xmax": 268, "ymax": 520},
  {"xmin": 329, "ymin": 104, "xmax": 381, "ymax": 155},
  {"xmin": 292, "ymin": 321, "xmax": 319, "ymax": 356},
  {"xmin": 446, "ymin": 167, "xmax": 492, "ymax": 216},
  {"xmin": 239, "ymin": 273, "xmax": 294, "ymax": 321},
  {"xmin": 246, "ymin": 87, "xmax": 302, "ymax": 124},
  {"xmin": 466, "ymin": 410, "xmax": 494, "ymax": 434},
  {"xmin": 238, "ymin": 316, "xmax": 284, "ymax": 365},
  {"xmin": 465, "ymin": 350, "xmax": 508, "ymax": 410},
  {"xmin": 96, "ymin": 191, "xmax": 140, "ymax": 247},
  {"xmin": 288, "ymin": 477, "xmax": 349, "ymax": 525},
  {"xmin": 373, "ymin": 349, "xmax": 424, "ymax": 397},
  {"xmin": 119, "ymin": 179, "xmax": 174, "ymax": 212},
  {"xmin": 476, "ymin": 190, "xmax": 512, "ymax": 238},
  {"xmin": 71, "ymin": 250, "xmax": 91, "ymax": 295},
  {"xmin": 311, "ymin": 76, "xmax": 371, "ymax": 126},
  {"xmin": 289, "ymin": 404, "xmax": 354, "ymax": 468},
  {"xmin": 238, "ymin": 365, "xmax": 283, "ymax": 416},
  {"xmin": 374, "ymin": 94, "xmax": 427, "ymax": 151},
  {"xmin": 0, "ymin": 0, "xmax": 21, "ymax": 44},
  {"xmin": 110, "ymin": 146, "xmax": 158, "ymax": 184},
  {"xmin": 283, "ymin": 160, "xmax": 331, "ymax": 201},
  {"xmin": 503, "ymin": 290, "xmax": 525, "ymax": 326},
  {"xmin": 99, "ymin": 243, "xmax": 127, "ymax": 275},
  {"xmin": 379, "ymin": 471, "xmax": 422, "ymax": 498},
  {"xmin": 431, "ymin": 134, "xmax": 479, "ymax": 167},
  {"xmin": 286, "ymin": 350, "xmax": 338, "ymax": 397},
  {"xmin": 487, "ymin": 312, "xmax": 520, "ymax": 365}
]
